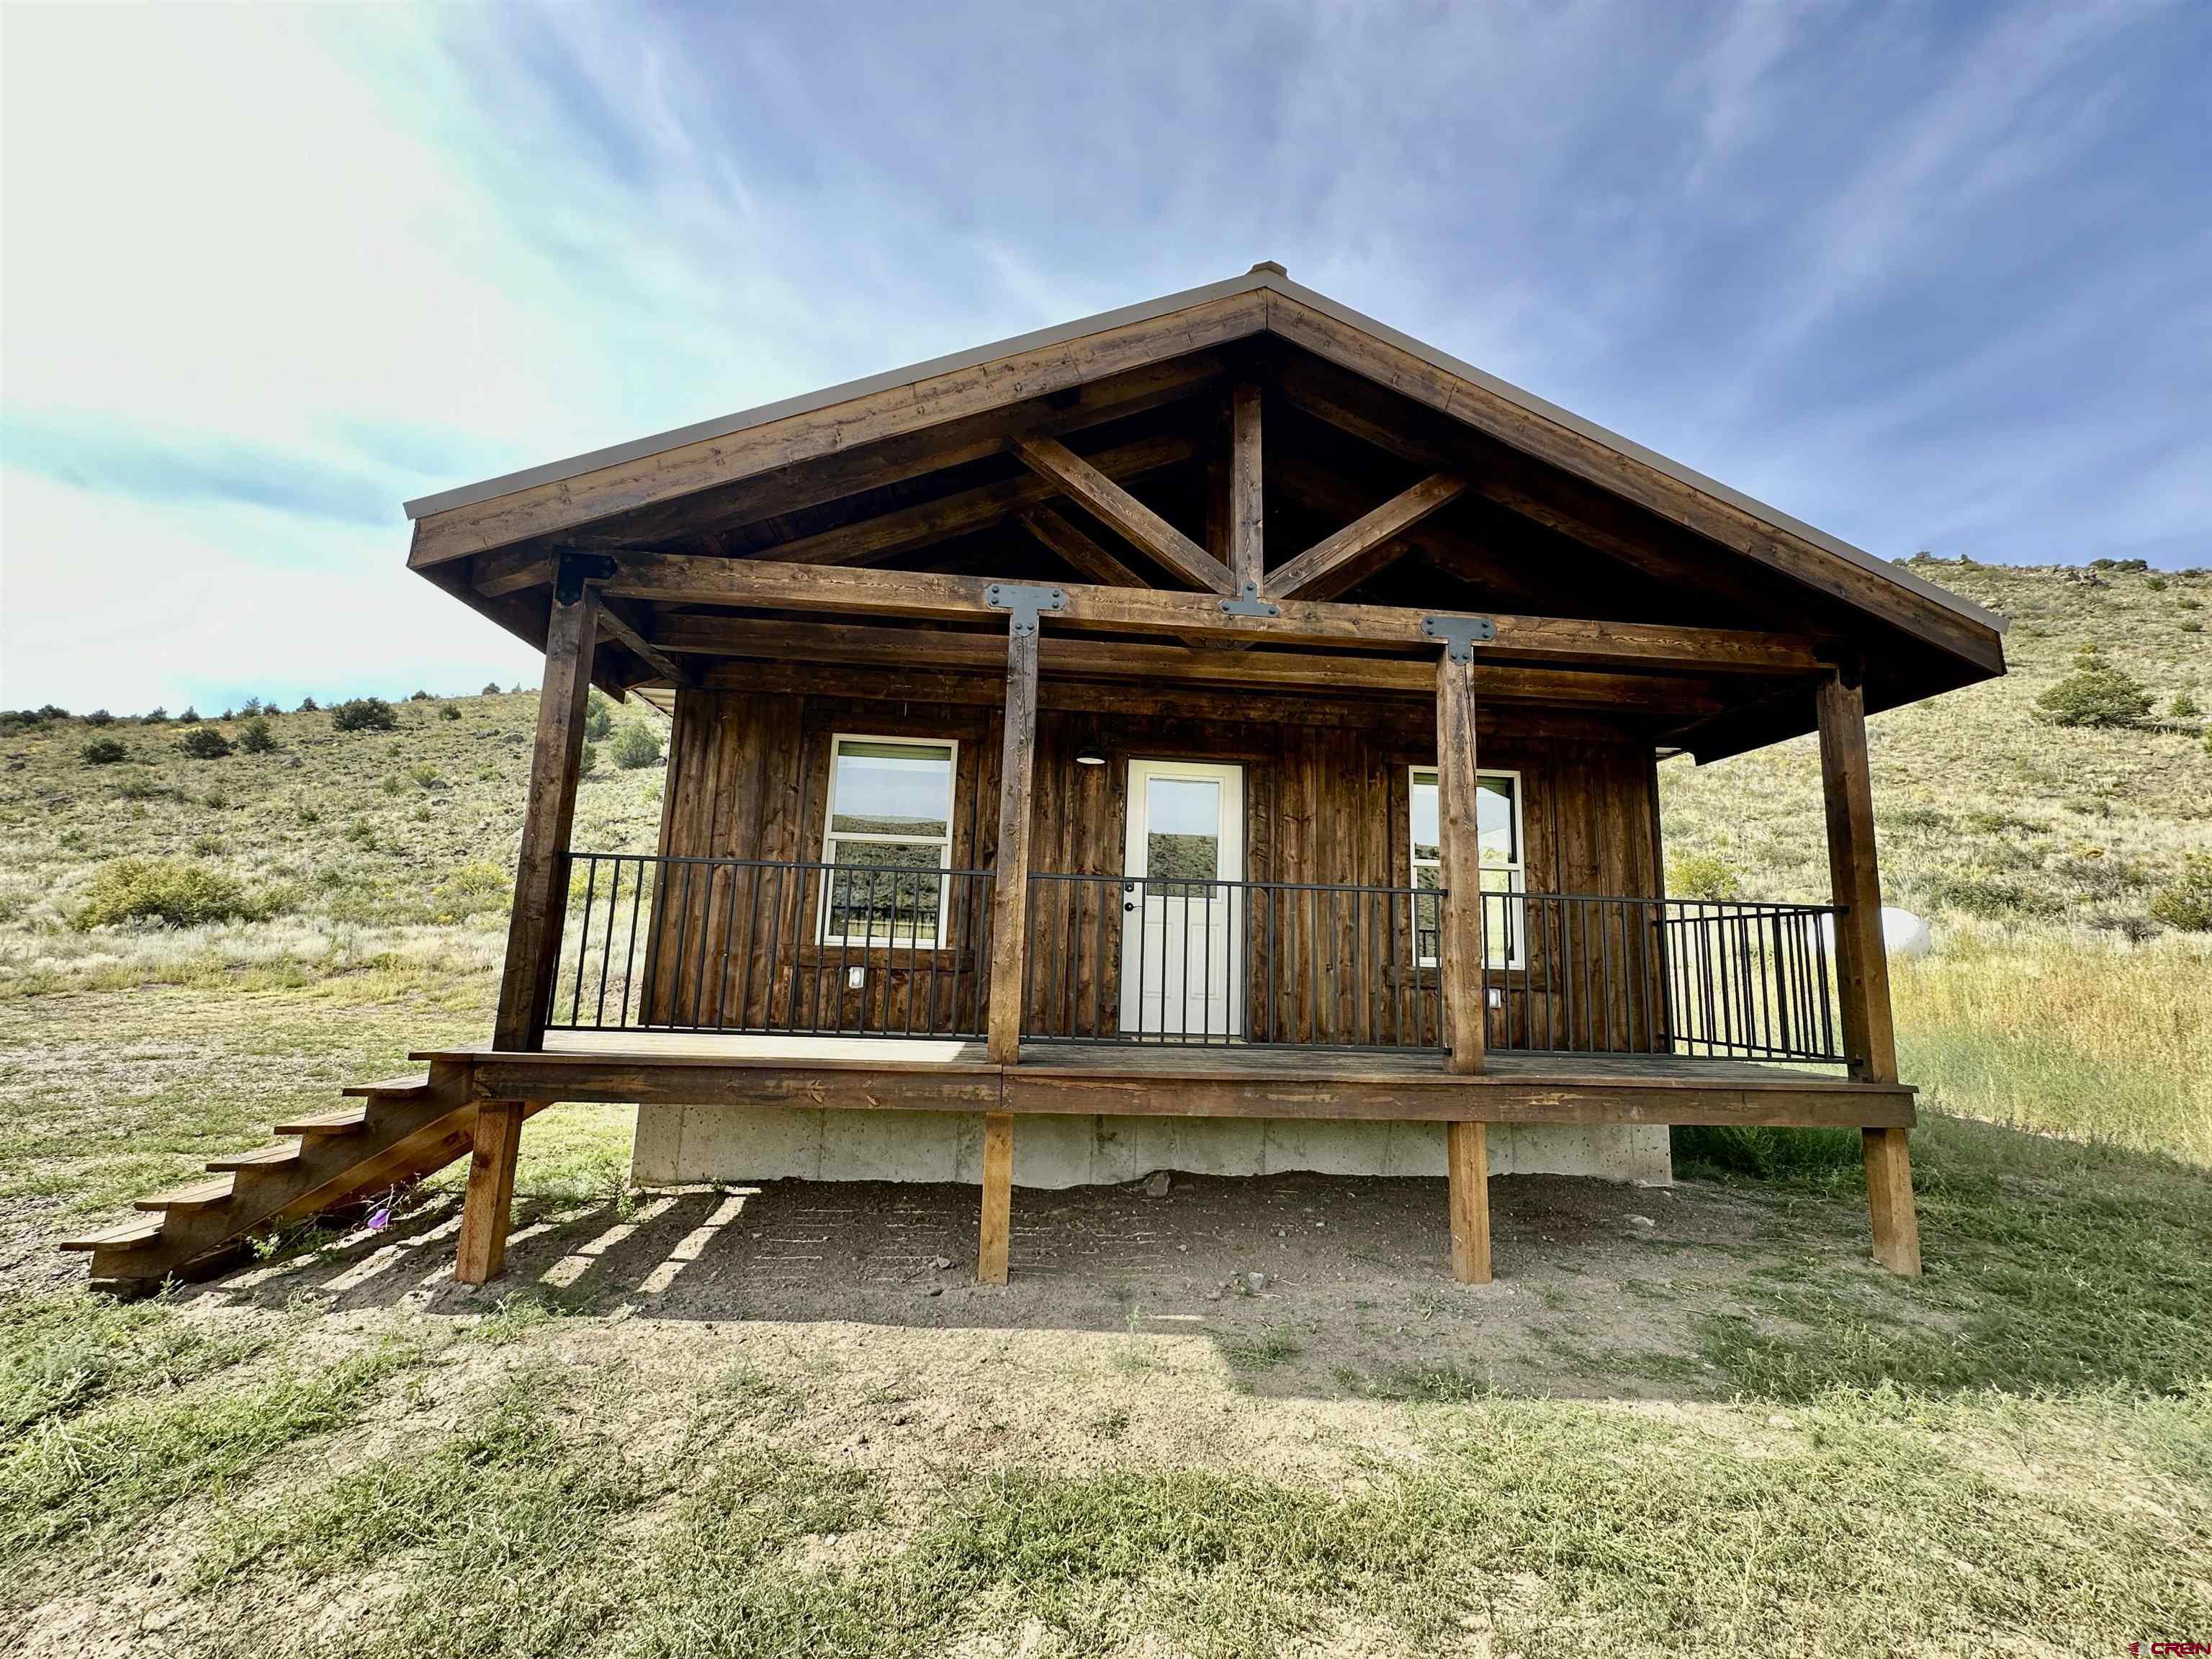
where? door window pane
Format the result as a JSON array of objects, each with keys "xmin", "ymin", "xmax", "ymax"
[{"xmin": 1145, "ymin": 777, "xmax": 1220, "ymax": 881}]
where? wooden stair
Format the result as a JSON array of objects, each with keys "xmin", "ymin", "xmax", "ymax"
[{"xmin": 59, "ymin": 1060, "xmax": 513, "ymax": 1291}]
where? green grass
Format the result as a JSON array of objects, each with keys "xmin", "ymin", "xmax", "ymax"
[
  {"xmin": 117, "ymin": 1354, "xmax": 2212, "ymax": 1658},
  {"xmin": 3, "ymin": 569, "xmax": 2209, "ymax": 1649}
]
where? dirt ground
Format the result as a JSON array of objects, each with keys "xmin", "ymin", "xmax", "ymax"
[{"xmin": 186, "ymin": 1167, "xmax": 1797, "ymax": 1408}]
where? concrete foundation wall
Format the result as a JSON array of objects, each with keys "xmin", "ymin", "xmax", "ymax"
[{"xmin": 632, "ymin": 1106, "xmax": 1673, "ymax": 1189}]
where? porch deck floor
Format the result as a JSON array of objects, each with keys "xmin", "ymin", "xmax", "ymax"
[{"xmin": 508, "ymin": 1029, "xmax": 1862, "ymax": 1092}]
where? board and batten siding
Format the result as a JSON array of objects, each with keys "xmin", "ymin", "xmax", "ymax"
[{"xmin": 643, "ymin": 682, "xmax": 1665, "ymax": 1050}]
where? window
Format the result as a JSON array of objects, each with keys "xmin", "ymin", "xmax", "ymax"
[
  {"xmin": 1409, "ymin": 767, "xmax": 1524, "ymax": 968},
  {"xmin": 819, "ymin": 736, "xmax": 957, "ymax": 946}
]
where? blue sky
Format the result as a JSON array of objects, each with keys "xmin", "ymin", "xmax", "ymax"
[{"xmin": 3, "ymin": 1, "xmax": 2206, "ymax": 714}]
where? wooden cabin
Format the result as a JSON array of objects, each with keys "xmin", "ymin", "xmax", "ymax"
[{"xmin": 66, "ymin": 265, "xmax": 2006, "ymax": 1292}]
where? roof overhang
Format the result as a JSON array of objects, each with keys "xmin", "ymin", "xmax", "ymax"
[{"xmin": 405, "ymin": 263, "xmax": 2004, "ymax": 647}]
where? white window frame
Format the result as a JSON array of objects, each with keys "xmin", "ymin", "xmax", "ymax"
[
  {"xmin": 1410, "ymin": 765, "xmax": 1526, "ymax": 970},
  {"xmin": 819, "ymin": 733, "xmax": 959, "ymax": 948}
]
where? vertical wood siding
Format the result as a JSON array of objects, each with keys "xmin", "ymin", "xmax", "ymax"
[{"xmin": 649, "ymin": 688, "xmax": 1665, "ymax": 1049}]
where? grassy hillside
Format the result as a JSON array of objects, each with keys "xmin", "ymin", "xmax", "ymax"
[
  {"xmin": 0, "ymin": 691, "xmax": 670, "ymax": 998},
  {"xmin": 1660, "ymin": 557, "xmax": 2211, "ymax": 924}
]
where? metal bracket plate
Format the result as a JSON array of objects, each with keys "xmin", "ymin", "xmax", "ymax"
[
  {"xmin": 1422, "ymin": 614, "xmax": 1498, "ymax": 661},
  {"xmin": 1220, "ymin": 581, "xmax": 1280, "ymax": 618},
  {"xmin": 554, "ymin": 549, "xmax": 618, "ymax": 605},
  {"xmin": 984, "ymin": 583, "xmax": 1066, "ymax": 637}
]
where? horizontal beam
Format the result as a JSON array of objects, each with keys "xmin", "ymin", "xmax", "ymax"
[
  {"xmin": 695, "ymin": 658, "xmax": 1648, "ymax": 740},
  {"xmin": 1012, "ymin": 436, "xmax": 1238, "ymax": 594},
  {"xmin": 1265, "ymin": 471, "xmax": 1465, "ymax": 601},
  {"xmin": 653, "ymin": 615, "xmax": 1735, "ymax": 712},
  {"xmin": 436, "ymin": 1049, "xmax": 1914, "ymax": 1128},
  {"xmin": 597, "ymin": 553, "xmax": 1824, "ymax": 673}
]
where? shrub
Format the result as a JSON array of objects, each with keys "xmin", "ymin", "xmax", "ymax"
[
  {"xmin": 2034, "ymin": 663, "xmax": 2153, "ymax": 729},
  {"xmin": 584, "ymin": 691, "xmax": 616, "ymax": 741},
  {"xmin": 177, "ymin": 727, "xmax": 233, "ymax": 760},
  {"xmin": 408, "ymin": 763, "xmax": 445, "ymax": 788},
  {"xmin": 1668, "ymin": 851, "xmax": 1740, "ymax": 901},
  {"xmin": 2149, "ymin": 855, "xmax": 2212, "ymax": 932},
  {"xmin": 144, "ymin": 706, "xmax": 168, "ymax": 724},
  {"xmin": 580, "ymin": 741, "xmax": 601, "ymax": 777},
  {"xmin": 177, "ymin": 706, "xmax": 201, "ymax": 724},
  {"xmin": 439, "ymin": 703, "xmax": 462, "ymax": 721},
  {"xmin": 2172, "ymin": 691, "xmax": 2202, "ymax": 719},
  {"xmin": 80, "ymin": 737, "xmax": 128, "ymax": 765},
  {"xmin": 73, "ymin": 858, "xmax": 259, "ymax": 930},
  {"xmin": 482, "ymin": 682, "xmax": 502, "ymax": 696},
  {"xmin": 2180, "ymin": 596, "xmax": 2203, "ymax": 611},
  {"xmin": 83, "ymin": 709, "xmax": 114, "ymax": 727},
  {"xmin": 610, "ymin": 724, "xmax": 662, "ymax": 770},
  {"xmin": 409, "ymin": 689, "xmax": 433, "ymax": 702},
  {"xmin": 331, "ymin": 696, "xmax": 397, "ymax": 733},
  {"xmin": 298, "ymin": 696, "xmax": 320, "ymax": 712},
  {"xmin": 2145, "ymin": 575, "xmax": 2168, "ymax": 592},
  {"xmin": 1673, "ymin": 1125, "xmax": 1861, "ymax": 1179},
  {"xmin": 237, "ymin": 716, "xmax": 277, "ymax": 753}
]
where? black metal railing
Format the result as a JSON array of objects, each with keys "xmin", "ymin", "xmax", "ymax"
[
  {"xmin": 1020, "ymin": 873, "xmax": 1443, "ymax": 1049},
  {"xmin": 547, "ymin": 853, "xmax": 994, "ymax": 1039},
  {"xmin": 1477, "ymin": 893, "xmax": 1843, "ymax": 1062},
  {"xmin": 544, "ymin": 853, "xmax": 1844, "ymax": 1065}
]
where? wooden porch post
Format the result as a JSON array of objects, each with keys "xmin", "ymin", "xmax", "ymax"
[
  {"xmin": 1816, "ymin": 670, "xmax": 1921, "ymax": 1277},
  {"xmin": 979, "ymin": 606, "xmax": 1040, "ymax": 1282},
  {"xmin": 1435, "ymin": 642, "xmax": 1493, "ymax": 1282},
  {"xmin": 464, "ymin": 577, "xmax": 598, "ymax": 1285},
  {"xmin": 495, "ymin": 583, "xmax": 601, "ymax": 1052},
  {"xmin": 985, "ymin": 613, "xmax": 1040, "ymax": 1066},
  {"xmin": 1435, "ymin": 647, "xmax": 1488, "ymax": 1074}
]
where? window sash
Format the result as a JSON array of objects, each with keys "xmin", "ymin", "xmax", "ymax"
[
  {"xmin": 819, "ymin": 734, "xmax": 957, "ymax": 947},
  {"xmin": 1410, "ymin": 766, "xmax": 1524, "ymax": 970}
]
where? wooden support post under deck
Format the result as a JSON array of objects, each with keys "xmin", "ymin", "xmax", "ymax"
[
  {"xmin": 1434, "ymin": 647, "xmax": 1488, "ymax": 1076},
  {"xmin": 986, "ymin": 619, "xmax": 1040, "ymax": 1066},
  {"xmin": 1446, "ymin": 1120, "xmax": 1492, "ymax": 1284},
  {"xmin": 454, "ymin": 1100, "xmax": 527, "ymax": 1285},
  {"xmin": 978, "ymin": 1111, "xmax": 1013, "ymax": 1285},
  {"xmin": 1817, "ymin": 671, "xmax": 1921, "ymax": 1277},
  {"xmin": 494, "ymin": 584, "xmax": 601, "ymax": 1052}
]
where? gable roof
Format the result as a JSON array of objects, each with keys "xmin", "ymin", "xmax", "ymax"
[{"xmin": 404, "ymin": 262, "xmax": 2004, "ymax": 644}]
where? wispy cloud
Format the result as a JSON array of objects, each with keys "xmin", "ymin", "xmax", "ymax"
[{"xmin": 3, "ymin": 0, "xmax": 2207, "ymax": 712}]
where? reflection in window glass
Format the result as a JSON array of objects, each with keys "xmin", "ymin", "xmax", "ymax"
[
  {"xmin": 1409, "ymin": 768, "xmax": 1524, "ymax": 968},
  {"xmin": 1145, "ymin": 777, "xmax": 1220, "ymax": 883},
  {"xmin": 822, "ymin": 737, "xmax": 956, "ymax": 945}
]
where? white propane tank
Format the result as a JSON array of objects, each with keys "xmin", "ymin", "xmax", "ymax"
[{"xmin": 1881, "ymin": 907, "xmax": 1933, "ymax": 960}]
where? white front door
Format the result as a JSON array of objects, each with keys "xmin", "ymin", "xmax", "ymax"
[{"xmin": 1121, "ymin": 760, "xmax": 1244, "ymax": 1039}]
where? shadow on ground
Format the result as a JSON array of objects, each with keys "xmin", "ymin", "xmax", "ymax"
[{"xmin": 185, "ymin": 1166, "xmax": 1849, "ymax": 1402}]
